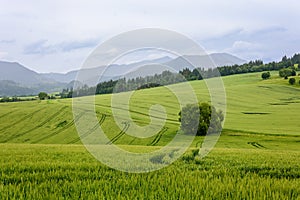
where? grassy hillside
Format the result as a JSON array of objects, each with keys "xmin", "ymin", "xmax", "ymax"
[
  {"xmin": 0, "ymin": 144, "xmax": 299, "ymax": 199},
  {"xmin": 0, "ymin": 71, "xmax": 299, "ymax": 145},
  {"xmin": 0, "ymin": 71, "xmax": 299, "ymax": 199}
]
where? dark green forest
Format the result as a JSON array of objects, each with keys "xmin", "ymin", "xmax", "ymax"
[{"xmin": 60, "ymin": 53, "xmax": 300, "ymax": 98}]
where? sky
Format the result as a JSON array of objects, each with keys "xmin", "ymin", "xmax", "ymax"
[{"xmin": 0, "ymin": 0, "xmax": 299, "ymax": 73}]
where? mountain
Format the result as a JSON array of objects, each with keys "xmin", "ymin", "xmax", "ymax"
[
  {"xmin": 40, "ymin": 71, "xmax": 78, "ymax": 84},
  {"xmin": 165, "ymin": 53, "xmax": 246, "ymax": 71},
  {"xmin": 0, "ymin": 61, "xmax": 67, "ymax": 96},
  {"xmin": 0, "ymin": 61, "xmax": 56, "ymax": 85},
  {"xmin": 0, "ymin": 80, "xmax": 37, "ymax": 96},
  {"xmin": 0, "ymin": 53, "xmax": 246, "ymax": 96},
  {"xmin": 209, "ymin": 53, "xmax": 246, "ymax": 66},
  {"xmin": 40, "ymin": 54, "xmax": 245, "ymax": 84},
  {"xmin": 40, "ymin": 56, "xmax": 173, "ymax": 83}
]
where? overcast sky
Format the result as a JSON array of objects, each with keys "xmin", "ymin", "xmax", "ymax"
[{"xmin": 0, "ymin": 0, "xmax": 299, "ymax": 73}]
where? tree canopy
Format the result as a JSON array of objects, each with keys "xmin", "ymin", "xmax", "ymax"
[
  {"xmin": 38, "ymin": 92, "xmax": 48, "ymax": 100},
  {"xmin": 178, "ymin": 103, "xmax": 224, "ymax": 136}
]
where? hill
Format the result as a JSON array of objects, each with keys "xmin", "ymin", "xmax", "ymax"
[
  {"xmin": 0, "ymin": 53, "xmax": 246, "ymax": 96},
  {"xmin": 165, "ymin": 53, "xmax": 246, "ymax": 70},
  {"xmin": 40, "ymin": 56, "xmax": 173, "ymax": 83},
  {"xmin": 41, "ymin": 53, "xmax": 246, "ymax": 83},
  {"xmin": 0, "ymin": 61, "xmax": 68, "ymax": 96},
  {"xmin": 0, "ymin": 71, "xmax": 299, "ymax": 199},
  {"xmin": 0, "ymin": 71, "xmax": 299, "ymax": 145},
  {"xmin": 0, "ymin": 61, "xmax": 46, "ymax": 85},
  {"xmin": 0, "ymin": 80, "xmax": 37, "ymax": 96}
]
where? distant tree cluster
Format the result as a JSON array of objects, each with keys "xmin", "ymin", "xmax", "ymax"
[
  {"xmin": 179, "ymin": 54, "xmax": 300, "ymax": 81},
  {"xmin": 137, "ymin": 83, "xmax": 161, "ymax": 90},
  {"xmin": 60, "ymin": 88, "xmax": 73, "ymax": 98},
  {"xmin": 38, "ymin": 92, "xmax": 49, "ymax": 100},
  {"xmin": 37, "ymin": 92, "xmax": 57, "ymax": 100},
  {"xmin": 60, "ymin": 53, "xmax": 300, "ymax": 98},
  {"xmin": 0, "ymin": 96, "xmax": 22, "ymax": 103},
  {"xmin": 0, "ymin": 96, "xmax": 36, "ymax": 103},
  {"xmin": 62, "ymin": 71, "xmax": 185, "ymax": 98},
  {"xmin": 279, "ymin": 68, "xmax": 296, "ymax": 78}
]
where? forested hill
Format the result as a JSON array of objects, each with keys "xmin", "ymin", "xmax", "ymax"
[{"xmin": 62, "ymin": 53, "xmax": 300, "ymax": 98}]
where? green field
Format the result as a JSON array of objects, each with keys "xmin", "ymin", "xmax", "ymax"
[{"xmin": 0, "ymin": 72, "xmax": 300, "ymax": 199}]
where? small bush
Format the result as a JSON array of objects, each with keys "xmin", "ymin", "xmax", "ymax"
[
  {"xmin": 289, "ymin": 78, "xmax": 296, "ymax": 85},
  {"xmin": 38, "ymin": 92, "xmax": 49, "ymax": 100},
  {"xmin": 279, "ymin": 68, "xmax": 296, "ymax": 78},
  {"xmin": 261, "ymin": 72, "xmax": 271, "ymax": 80}
]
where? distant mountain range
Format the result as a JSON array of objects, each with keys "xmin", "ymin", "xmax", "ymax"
[{"xmin": 0, "ymin": 53, "xmax": 246, "ymax": 96}]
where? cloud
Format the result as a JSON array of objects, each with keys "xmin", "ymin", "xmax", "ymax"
[
  {"xmin": 228, "ymin": 41, "xmax": 261, "ymax": 52},
  {"xmin": 23, "ymin": 39, "xmax": 99, "ymax": 55},
  {"xmin": 223, "ymin": 41, "xmax": 263, "ymax": 60},
  {"xmin": 201, "ymin": 24, "xmax": 294, "ymax": 62},
  {"xmin": 1, "ymin": 0, "xmax": 300, "ymax": 72},
  {"xmin": 0, "ymin": 39, "xmax": 15, "ymax": 44},
  {"xmin": 23, "ymin": 40, "xmax": 55, "ymax": 55},
  {"xmin": 60, "ymin": 39, "xmax": 99, "ymax": 52}
]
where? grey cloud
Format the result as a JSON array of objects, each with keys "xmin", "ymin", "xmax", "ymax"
[
  {"xmin": 0, "ymin": 39, "xmax": 15, "ymax": 44},
  {"xmin": 23, "ymin": 39, "xmax": 99, "ymax": 55},
  {"xmin": 200, "ymin": 25, "xmax": 293, "ymax": 61},
  {"xmin": 23, "ymin": 40, "xmax": 54, "ymax": 55},
  {"xmin": 60, "ymin": 39, "xmax": 99, "ymax": 52},
  {"xmin": 1, "ymin": 0, "xmax": 300, "ymax": 72}
]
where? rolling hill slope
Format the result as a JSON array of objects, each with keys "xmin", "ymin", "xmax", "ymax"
[
  {"xmin": 0, "ymin": 53, "xmax": 246, "ymax": 96},
  {"xmin": 0, "ymin": 71, "xmax": 299, "ymax": 146}
]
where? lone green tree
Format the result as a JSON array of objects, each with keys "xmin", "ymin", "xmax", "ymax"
[
  {"xmin": 38, "ymin": 92, "xmax": 48, "ymax": 100},
  {"xmin": 261, "ymin": 72, "xmax": 271, "ymax": 80},
  {"xmin": 179, "ymin": 102, "xmax": 224, "ymax": 136}
]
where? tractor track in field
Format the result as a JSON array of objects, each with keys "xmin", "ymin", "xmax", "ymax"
[
  {"xmin": 148, "ymin": 127, "xmax": 168, "ymax": 146},
  {"xmin": 2, "ymin": 106, "xmax": 68, "ymax": 143},
  {"xmin": 95, "ymin": 103, "xmax": 178, "ymax": 123},
  {"xmin": 247, "ymin": 142, "xmax": 267, "ymax": 149},
  {"xmin": 31, "ymin": 112, "xmax": 86, "ymax": 144},
  {"xmin": 0, "ymin": 108, "xmax": 45, "ymax": 133},
  {"xmin": 128, "ymin": 137, "xmax": 137, "ymax": 145},
  {"xmin": 0, "ymin": 110, "xmax": 16, "ymax": 120},
  {"xmin": 106, "ymin": 122, "xmax": 130, "ymax": 145},
  {"xmin": 68, "ymin": 113, "xmax": 106, "ymax": 144}
]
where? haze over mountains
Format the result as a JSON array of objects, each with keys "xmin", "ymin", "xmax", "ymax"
[{"xmin": 0, "ymin": 53, "xmax": 246, "ymax": 96}]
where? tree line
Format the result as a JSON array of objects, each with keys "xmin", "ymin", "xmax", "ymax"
[
  {"xmin": 61, "ymin": 71, "xmax": 186, "ymax": 97},
  {"xmin": 0, "ymin": 96, "xmax": 36, "ymax": 103},
  {"xmin": 60, "ymin": 53, "xmax": 300, "ymax": 98}
]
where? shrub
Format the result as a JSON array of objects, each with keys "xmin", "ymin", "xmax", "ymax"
[
  {"xmin": 38, "ymin": 92, "xmax": 49, "ymax": 100},
  {"xmin": 279, "ymin": 68, "xmax": 296, "ymax": 78},
  {"xmin": 289, "ymin": 78, "xmax": 296, "ymax": 85},
  {"xmin": 261, "ymin": 72, "xmax": 271, "ymax": 80}
]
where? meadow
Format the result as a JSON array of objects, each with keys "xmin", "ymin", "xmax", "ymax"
[{"xmin": 0, "ymin": 71, "xmax": 299, "ymax": 199}]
